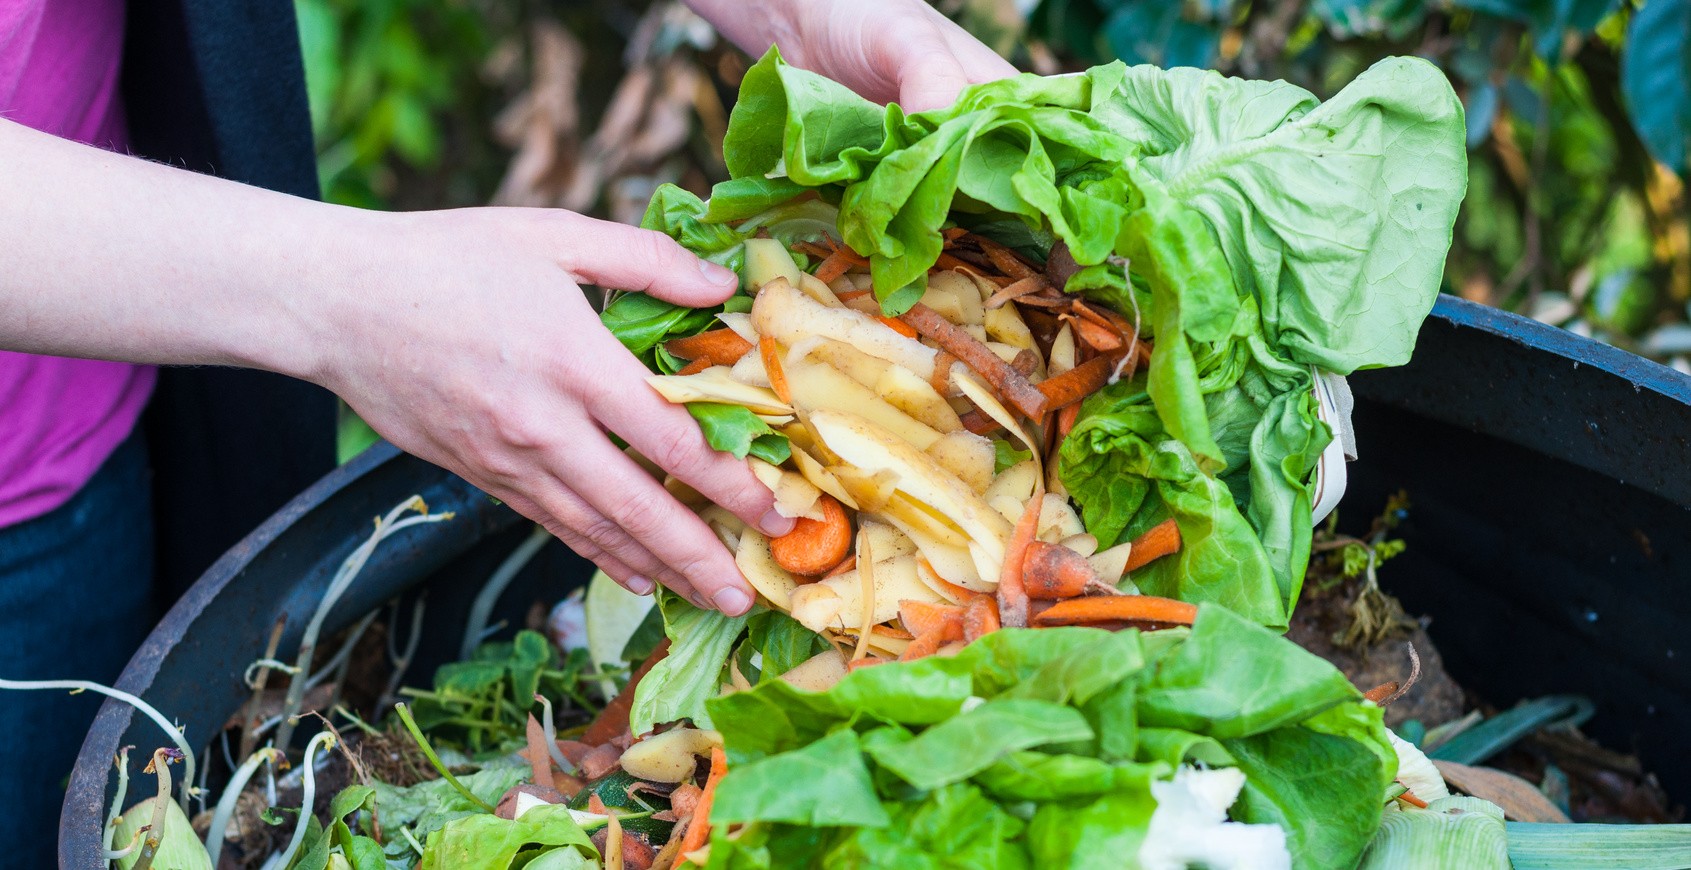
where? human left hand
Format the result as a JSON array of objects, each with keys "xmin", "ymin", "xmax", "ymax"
[{"xmin": 688, "ymin": 0, "xmax": 1019, "ymax": 112}]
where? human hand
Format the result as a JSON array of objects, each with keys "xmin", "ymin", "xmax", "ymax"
[
  {"xmin": 312, "ymin": 207, "xmax": 795, "ymax": 615},
  {"xmin": 690, "ymin": 0, "xmax": 1018, "ymax": 112}
]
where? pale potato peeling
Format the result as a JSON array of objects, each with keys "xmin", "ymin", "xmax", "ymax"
[
  {"xmin": 647, "ymin": 366, "xmax": 791, "ymax": 416},
  {"xmin": 753, "ymin": 278, "xmax": 937, "ymax": 380}
]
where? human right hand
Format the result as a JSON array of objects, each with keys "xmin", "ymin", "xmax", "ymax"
[{"xmin": 313, "ymin": 207, "xmax": 793, "ymax": 615}]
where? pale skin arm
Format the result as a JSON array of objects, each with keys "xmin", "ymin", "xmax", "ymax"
[{"xmin": 0, "ymin": 117, "xmax": 789, "ymax": 614}]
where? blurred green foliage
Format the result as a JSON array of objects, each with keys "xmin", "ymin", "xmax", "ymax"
[{"xmin": 294, "ymin": 0, "xmax": 1691, "ymax": 364}]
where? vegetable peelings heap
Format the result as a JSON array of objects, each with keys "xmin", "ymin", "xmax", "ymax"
[{"xmin": 598, "ymin": 47, "xmax": 1466, "ymax": 868}]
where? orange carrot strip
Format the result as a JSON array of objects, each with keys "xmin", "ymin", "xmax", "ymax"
[
  {"xmin": 836, "ymin": 289, "xmax": 871, "ymax": 301},
  {"xmin": 935, "ymin": 252, "xmax": 988, "ymax": 275},
  {"xmin": 678, "ymin": 747, "xmax": 728, "ymax": 855},
  {"xmin": 899, "ymin": 623, "xmax": 961, "ymax": 661},
  {"xmin": 873, "ymin": 624, "xmax": 915, "ymax": 641},
  {"xmin": 1064, "ymin": 314, "xmax": 1125, "ymax": 352},
  {"xmin": 665, "ymin": 328, "xmax": 754, "ymax": 367},
  {"xmin": 963, "ymin": 594, "xmax": 1000, "ymax": 642},
  {"xmin": 759, "ymin": 336, "xmax": 791, "ymax": 404},
  {"xmin": 974, "ymin": 235, "xmax": 1040, "ymax": 281},
  {"xmin": 900, "ymin": 302, "xmax": 1048, "ymax": 419},
  {"xmin": 1021, "ymin": 541, "xmax": 1101, "ymax": 599},
  {"xmin": 583, "ymin": 639, "xmax": 670, "ymax": 745},
  {"xmin": 769, "ymin": 494, "xmax": 851, "ymax": 576},
  {"xmin": 1038, "ymin": 354, "xmax": 1119, "ymax": 411},
  {"xmin": 813, "ymin": 250, "xmax": 858, "ymax": 284},
  {"xmin": 929, "ymin": 350, "xmax": 957, "ymax": 394},
  {"xmin": 823, "ymin": 554, "xmax": 858, "ymax": 578},
  {"xmin": 847, "ymin": 656, "xmax": 887, "ymax": 671},
  {"xmin": 525, "ymin": 714, "xmax": 556, "ymax": 790},
  {"xmin": 1030, "ymin": 595, "xmax": 1198, "ymax": 628},
  {"xmin": 1057, "ymin": 403, "xmax": 1081, "ymax": 440},
  {"xmin": 983, "ymin": 276, "xmax": 1049, "ymax": 310},
  {"xmin": 898, "ymin": 599, "xmax": 965, "ymax": 637},
  {"xmin": 1123, "ymin": 519, "xmax": 1182, "ymax": 573},
  {"xmin": 1397, "ymin": 789, "xmax": 1429, "ymax": 809},
  {"xmin": 1363, "ymin": 682, "xmax": 1401, "ymax": 705},
  {"xmin": 878, "ymin": 315, "xmax": 920, "ymax": 339},
  {"xmin": 676, "ymin": 357, "xmax": 712, "ymax": 376},
  {"xmin": 998, "ymin": 489, "xmax": 1044, "ymax": 628},
  {"xmin": 959, "ymin": 409, "xmax": 1003, "ymax": 436}
]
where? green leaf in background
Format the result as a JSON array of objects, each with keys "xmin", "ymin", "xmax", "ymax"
[
  {"xmin": 1622, "ymin": 0, "xmax": 1691, "ymax": 172},
  {"xmin": 630, "ymin": 594, "xmax": 750, "ymax": 734},
  {"xmin": 1102, "ymin": 0, "xmax": 1225, "ymax": 69},
  {"xmin": 686, "ymin": 402, "xmax": 792, "ymax": 464},
  {"xmin": 711, "ymin": 728, "xmax": 891, "ymax": 827}
]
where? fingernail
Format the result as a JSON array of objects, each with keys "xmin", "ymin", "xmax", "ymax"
[
  {"xmin": 711, "ymin": 587, "xmax": 753, "ymax": 615},
  {"xmin": 760, "ymin": 509, "xmax": 797, "ymax": 537},
  {"xmin": 626, "ymin": 575, "xmax": 654, "ymax": 595},
  {"xmin": 699, "ymin": 259, "xmax": 738, "ymax": 287}
]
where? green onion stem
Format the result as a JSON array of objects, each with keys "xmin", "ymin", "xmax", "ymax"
[{"xmin": 395, "ymin": 703, "xmax": 497, "ymax": 813}]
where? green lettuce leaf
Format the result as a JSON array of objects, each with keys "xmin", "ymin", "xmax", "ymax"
[
  {"xmin": 418, "ymin": 804, "xmax": 596, "ymax": 870},
  {"xmin": 686, "ymin": 402, "xmax": 791, "ymax": 464},
  {"xmin": 823, "ymin": 784, "xmax": 1031, "ymax": 870},
  {"xmin": 630, "ymin": 594, "xmax": 749, "ymax": 734},
  {"xmin": 867, "ymin": 698, "xmax": 1094, "ymax": 790},
  {"xmin": 711, "ymin": 728, "xmax": 890, "ymax": 827}
]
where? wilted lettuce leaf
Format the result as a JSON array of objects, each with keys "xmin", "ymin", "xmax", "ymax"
[
  {"xmin": 629, "ymin": 593, "xmax": 749, "ymax": 734},
  {"xmin": 417, "ymin": 804, "xmax": 596, "ymax": 870},
  {"xmin": 686, "ymin": 402, "xmax": 791, "ymax": 464}
]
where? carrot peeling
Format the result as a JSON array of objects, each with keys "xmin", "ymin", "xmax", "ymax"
[
  {"xmin": 963, "ymin": 594, "xmax": 1000, "ymax": 642},
  {"xmin": 1057, "ymin": 403, "xmax": 1081, "ymax": 440},
  {"xmin": 1029, "ymin": 594, "xmax": 1198, "ymax": 628},
  {"xmin": 525, "ymin": 714, "xmax": 556, "ymax": 790},
  {"xmin": 898, "ymin": 599, "xmax": 965, "ymax": 637},
  {"xmin": 900, "ymin": 302, "xmax": 1048, "ymax": 419},
  {"xmin": 814, "ymin": 250, "xmax": 858, "ymax": 284},
  {"xmin": 1123, "ymin": 519, "xmax": 1182, "ymax": 573},
  {"xmin": 583, "ymin": 639, "xmax": 670, "ymax": 744},
  {"xmin": 1363, "ymin": 682, "xmax": 1400, "ymax": 705},
  {"xmin": 959, "ymin": 409, "xmax": 1003, "ymax": 436},
  {"xmin": 1064, "ymin": 314, "xmax": 1125, "ymax": 352},
  {"xmin": 769, "ymin": 493, "xmax": 851, "ymax": 576},
  {"xmin": 759, "ymin": 336, "xmax": 791, "ymax": 404},
  {"xmin": 997, "ymin": 489, "xmax": 1044, "ymax": 628},
  {"xmin": 678, "ymin": 746, "xmax": 728, "ymax": 855},
  {"xmin": 822, "ymin": 554, "xmax": 857, "ymax": 578},
  {"xmin": 676, "ymin": 357, "xmax": 712, "ymax": 376},
  {"xmin": 974, "ymin": 235, "xmax": 1040, "ymax": 281},
  {"xmin": 879, "ymin": 315, "xmax": 920, "ymax": 339},
  {"xmin": 899, "ymin": 622, "xmax": 962, "ymax": 661},
  {"xmin": 1021, "ymin": 541, "xmax": 1101, "ymax": 599},
  {"xmin": 665, "ymin": 328, "xmax": 754, "ymax": 367},
  {"xmin": 1038, "ymin": 354, "xmax": 1119, "ymax": 410},
  {"xmin": 1396, "ymin": 788, "xmax": 1430, "ymax": 809},
  {"xmin": 983, "ymin": 276, "xmax": 1049, "ymax": 309}
]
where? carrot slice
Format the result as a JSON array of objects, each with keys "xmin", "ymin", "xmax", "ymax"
[
  {"xmin": 983, "ymin": 276, "xmax": 1049, "ymax": 309},
  {"xmin": 1064, "ymin": 314, "xmax": 1125, "ymax": 352},
  {"xmin": 768, "ymin": 494, "xmax": 851, "ymax": 576},
  {"xmin": 963, "ymin": 594, "xmax": 1000, "ymax": 642},
  {"xmin": 759, "ymin": 336, "xmax": 791, "ymax": 404},
  {"xmin": 1038, "ymin": 354, "xmax": 1119, "ymax": 411},
  {"xmin": 1021, "ymin": 541, "xmax": 1100, "ymax": 599},
  {"xmin": 997, "ymin": 489, "xmax": 1044, "ymax": 628},
  {"xmin": 878, "ymin": 315, "xmax": 920, "ymax": 339},
  {"xmin": 814, "ymin": 250, "xmax": 858, "ymax": 284},
  {"xmin": 675, "ymin": 357, "xmax": 712, "ymax": 376},
  {"xmin": 1030, "ymin": 595, "xmax": 1198, "ymax": 628},
  {"xmin": 1397, "ymin": 789, "xmax": 1430, "ymax": 809},
  {"xmin": 1123, "ymin": 519, "xmax": 1181, "ymax": 572},
  {"xmin": 525, "ymin": 714, "xmax": 556, "ymax": 790},
  {"xmin": 665, "ymin": 328, "xmax": 754, "ymax": 367},
  {"xmin": 583, "ymin": 639, "xmax": 670, "ymax": 744},
  {"xmin": 1363, "ymin": 682, "xmax": 1400, "ymax": 704},
  {"xmin": 899, "ymin": 623, "xmax": 962, "ymax": 661},
  {"xmin": 823, "ymin": 554, "xmax": 857, "ymax": 578},
  {"xmin": 900, "ymin": 302, "xmax": 1048, "ymax": 419},
  {"xmin": 898, "ymin": 599, "xmax": 965, "ymax": 637},
  {"xmin": 1057, "ymin": 403, "xmax": 1081, "ymax": 440},
  {"xmin": 678, "ymin": 747, "xmax": 728, "ymax": 855}
]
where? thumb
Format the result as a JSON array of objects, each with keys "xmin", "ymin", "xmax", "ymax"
[
  {"xmin": 896, "ymin": 44, "xmax": 973, "ymax": 113},
  {"xmin": 556, "ymin": 214, "xmax": 739, "ymax": 306}
]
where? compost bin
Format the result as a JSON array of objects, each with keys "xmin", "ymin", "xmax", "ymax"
[{"xmin": 58, "ymin": 295, "xmax": 1691, "ymax": 867}]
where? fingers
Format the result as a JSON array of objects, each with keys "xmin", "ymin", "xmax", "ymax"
[
  {"xmin": 590, "ymin": 352, "xmax": 794, "ymax": 539},
  {"xmin": 932, "ymin": 13, "xmax": 1019, "ymax": 83},
  {"xmin": 550, "ymin": 434, "xmax": 761, "ymax": 615},
  {"xmin": 496, "ymin": 490, "xmax": 653, "ymax": 595},
  {"xmin": 550, "ymin": 212, "xmax": 739, "ymax": 306}
]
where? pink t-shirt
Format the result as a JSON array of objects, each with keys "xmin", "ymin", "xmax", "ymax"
[{"xmin": 1, "ymin": 0, "xmax": 156, "ymax": 527}]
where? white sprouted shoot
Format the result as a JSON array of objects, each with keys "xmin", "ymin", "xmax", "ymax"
[
  {"xmin": 103, "ymin": 826, "xmax": 146, "ymax": 862},
  {"xmin": 275, "ymin": 732, "xmax": 337, "ymax": 868},
  {"xmin": 0, "ymin": 677, "xmax": 194, "ymax": 810},
  {"xmin": 381, "ymin": 594, "xmax": 428, "ymax": 712},
  {"xmin": 400, "ymin": 825, "xmax": 426, "ymax": 856},
  {"xmin": 242, "ymin": 659, "xmax": 301, "ymax": 687},
  {"xmin": 205, "ymin": 746, "xmax": 282, "ymax": 868},
  {"xmin": 274, "ymin": 495, "xmax": 452, "ymax": 752},
  {"xmin": 460, "ymin": 524, "xmax": 550, "ymax": 662},
  {"xmin": 320, "ymin": 609, "xmax": 381, "ymax": 714},
  {"xmin": 133, "ymin": 747, "xmax": 183, "ymax": 870},
  {"xmin": 104, "ymin": 746, "xmax": 133, "ymax": 856},
  {"xmin": 533, "ymin": 694, "xmax": 578, "ymax": 775}
]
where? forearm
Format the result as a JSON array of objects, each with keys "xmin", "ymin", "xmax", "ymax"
[{"xmin": 0, "ymin": 117, "xmax": 362, "ymax": 380}]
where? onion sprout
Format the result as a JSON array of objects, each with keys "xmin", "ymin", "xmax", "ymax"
[
  {"xmin": 133, "ymin": 747, "xmax": 183, "ymax": 870},
  {"xmin": 533, "ymin": 694, "xmax": 577, "ymax": 774},
  {"xmin": 460, "ymin": 525, "xmax": 550, "ymax": 661},
  {"xmin": 275, "ymin": 496, "xmax": 452, "ymax": 751},
  {"xmin": 0, "ymin": 677, "xmax": 194, "ymax": 810},
  {"xmin": 242, "ymin": 659, "xmax": 301, "ymax": 688},
  {"xmin": 381, "ymin": 593, "xmax": 428, "ymax": 711},
  {"xmin": 276, "ymin": 732, "xmax": 337, "ymax": 867},
  {"xmin": 205, "ymin": 747, "xmax": 281, "ymax": 867},
  {"xmin": 105, "ymin": 746, "xmax": 132, "ymax": 854}
]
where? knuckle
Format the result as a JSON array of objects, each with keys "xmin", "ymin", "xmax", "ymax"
[
  {"xmin": 646, "ymin": 425, "xmax": 712, "ymax": 482},
  {"xmin": 609, "ymin": 486, "xmax": 673, "ymax": 542}
]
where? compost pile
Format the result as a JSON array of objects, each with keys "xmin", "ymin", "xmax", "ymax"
[{"xmin": 46, "ymin": 47, "xmax": 1691, "ymax": 870}]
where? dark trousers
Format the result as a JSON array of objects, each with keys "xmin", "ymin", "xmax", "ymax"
[{"xmin": 0, "ymin": 432, "xmax": 154, "ymax": 864}]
